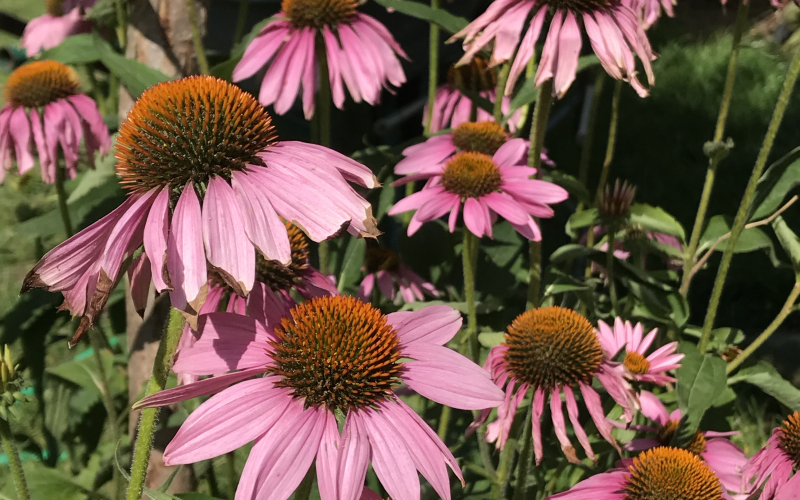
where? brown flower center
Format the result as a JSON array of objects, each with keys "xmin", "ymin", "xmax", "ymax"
[
  {"xmin": 623, "ymin": 447, "xmax": 722, "ymax": 500},
  {"xmin": 778, "ymin": 411, "xmax": 800, "ymax": 467},
  {"xmin": 452, "ymin": 122, "xmax": 507, "ymax": 156},
  {"xmin": 45, "ymin": 0, "xmax": 64, "ymax": 16},
  {"xmin": 447, "ymin": 57, "xmax": 497, "ymax": 93},
  {"xmin": 4, "ymin": 61, "xmax": 79, "ymax": 108},
  {"xmin": 282, "ymin": 0, "xmax": 357, "ymax": 28},
  {"xmin": 256, "ymin": 222, "xmax": 310, "ymax": 291},
  {"xmin": 364, "ymin": 247, "xmax": 401, "ymax": 274},
  {"xmin": 503, "ymin": 306, "xmax": 603, "ymax": 392},
  {"xmin": 441, "ymin": 152, "xmax": 502, "ymax": 199},
  {"xmin": 269, "ymin": 296, "xmax": 403, "ymax": 411},
  {"xmin": 116, "ymin": 76, "xmax": 277, "ymax": 194},
  {"xmin": 623, "ymin": 351, "xmax": 651, "ymax": 375},
  {"xmin": 656, "ymin": 420, "xmax": 708, "ymax": 455}
]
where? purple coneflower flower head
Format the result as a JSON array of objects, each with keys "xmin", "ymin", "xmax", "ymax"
[
  {"xmin": 628, "ymin": 391, "xmax": 748, "ymax": 498},
  {"xmin": 449, "ymin": 0, "xmax": 656, "ymax": 98},
  {"xmin": 21, "ymin": 0, "xmax": 95, "ymax": 55},
  {"xmin": 389, "ymin": 121, "xmax": 567, "ymax": 240},
  {"xmin": 233, "ymin": 0, "xmax": 408, "ymax": 119},
  {"xmin": 623, "ymin": 0, "xmax": 675, "ymax": 29},
  {"xmin": 0, "ymin": 60, "xmax": 110, "ymax": 184},
  {"xmin": 357, "ymin": 246, "xmax": 439, "ymax": 303},
  {"xmin": 135, "ymin": 297, "xmax": 505, "ymax": 500},
  {"xmin": 597, "ymin": 318, "xmax": 683, "ymax": 385},
  {"xmin": 21, "ymin": 75, "xmax": 379, "ymax": 345},
  {"xmin": 423, "ymin": 57, "xmax": 522, "ymax": 133},
  {"xmin": 470, "ymin": 306, "xmax": 638, "ymax": 464},
  {"xmin": 742, "ymin": 411, "xmax": 800, "ymax": 500},
  {"xmin": 546, "ymin": 446, "xmax": 734, "ymax": 500}
]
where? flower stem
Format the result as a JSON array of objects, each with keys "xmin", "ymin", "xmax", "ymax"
[
  {"xmin": 490, "ymin": 435, "xmax": 516, "ymax": 500},
  {"xmin": 115, "ymin": 0, "xmax": 128, "ymax": 50},
  {"xmin": 727, "ymin": 281, "xmax": 800, "ymax": 373},
  {"xmin": 233, "ymin": 0, "xmax": 250, "ymax": 46},
  {"xmin": 576, "ymin": 71, "xmax": 606, "ymax": 213},
  {"xmin": 226, "ymin": 452, "xmax": 237, "ymax": 500},
  {"xmin": 681, "ymin": 0, "xmax": 750, "ymax": 296},
  {"xmin": 294, "ymin": 467, "xmax": 316, "ymax": 500},
  {"xmin": 462, "ymin": 229, "xmax": 480, "ymax": 362},
  {"xmin": 436, "ymin": 405, "xmax": 451, "ymax": 441},
  {"xmin": 493, "ymin": 63, "xmax": 511, "ymax": 124},
  {"xmin": 526, "ymin": 79, "xmax": 554, "ymax": 310},
  {"xmin": 699, "ymin": 45, "xmax": 800, "ymax": 353},
  {"xmin": 55, "ymin": 165, "xmax": 73, "ymax": 238},
  {"xmin": 511, "ymin": 410, "xmax": 533, "ymax": 500},
  {"xmin": 186, "ymin": 0, "xmax": 210, "ymax": 75},
  {"xmin": 89, "ymin": 328, "xmax": 123, "ymax": 499},
  {"xmin": 316, "ymin": 38, "xmax": 333, "ymax": 273},
  {"xmin": 606, "ymin": 225, "xmax": 619, "ymax": 315},
  {"xmin": 596, "ymin": 79, "xmax": 622, "ymax": 201},
  {"xmin": 0, "ymin": 419, "xmax": 30, "ymax": 500},
  {"xmin": 126, "ymin": 308, "xmax": 186, "ymax": 500},
  {"xmin": 424, "ymin": 0, "xmax": 440, "ymax": 135}
]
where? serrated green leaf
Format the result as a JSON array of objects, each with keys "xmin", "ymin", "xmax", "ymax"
[
  {"xmin": 750, "ymin": 146, "xmax": 800, "ymax": 220},
  {"xmin": 629, "ymin": 204, "xmax": 685, "ymax": 240},
  {"xmin": 549, "ymin": 244, "xmax": 673, "ymax": 291},
  {"xmin": 772, "ymin": 216, "xmax": 800, "ymax": 274},
  {"xmin": 676, "ymin": 343, "xmax": 727, "ymax": 439},
  {"xmin": 728, "ymin": 361, "xmax": 800, "ymax": 411},
  {"xmin": 372, "ymin": 0, "xmax": 469, "ymax": 34},
  {"xmin": 566, "ymin": 209, "xmax": 599, "ymax": 231},
  {"xmin": 337, "ymin": 238, "xmax": 366, "ymax": 292}
]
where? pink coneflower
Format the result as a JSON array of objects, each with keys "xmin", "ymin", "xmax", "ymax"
[
  {"xmin": 623, "ymin": 0, "xmax": 675, "ymax": 29},
  {"xmin": 471, "ymin": 306, "xmax": 638, "ymax": 464},
  {"xmin": 357, "ymin": 246, "xmax": 439, "ymax": 303},
  {"xmin": 742, "ymin": 411, "xmax": 800, "ymax": 500},
  {"xmin": 135, "ymin": 297, "xmax": 505, "ymax": 500},
  {"xmin": 389, "ymin": 121, "xmax": 567, "ymax": 240},
  {"xmin": 596, "ymin": 318, "xmax": 683, "ymax": 385},
  {"xmin": 628, "ymin": 391, "xmax": 747, "ymax": 498},
  {"xmin": 546, "ymin": 447, "xmax": 733, "ymax": 500},
  {"xmin": 450, "ymin": 0, "xmax": 656, "ymax": 98},
  {"xmin": 21, "ymin": 76, "xmax": 379, "ymax": 345},
  {"xmin": 233, "ymin": 0, "xmax": 407, "ymax": 119},
  {"xmin": 21, "ymin": 0, "xmax": 95, "ymax": 55},
  {"xmin": 423, "ymin": 57, "xmax": 521, "ymax": 133},
  {"xmin": 0, "ymin": 60, "xmax": 110, "ymax": 184}
]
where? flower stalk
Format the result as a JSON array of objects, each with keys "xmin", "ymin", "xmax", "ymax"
[
  {"xmin": 606, "ymin": 224, "xmax": 619, "ymax": 315},
  {"xmin": 424, "ymin": 0, "xmax": 440, "ymax": 135},
  {"xmin": 681, "ymin": 0, "xmax": 750, "ymax": 295},
  {"xmin": 186, "ymin": 0, "xmax": 210, "ymax": 75},
  {"xmin": 493, "ymin": 63, "xmax": 511, "ymax": 124},
  {"xmin": 55, "ymin": 165, "xmax": 73, "ymax": 238},
  {"xmin": 463, "ymin": 229, "xmax": 480, "ymax": 362},
  {"xmin": 527, "ymin": 79, "xmax": 554, "ymax": 309},
  {"xmin": 0, "ymin": 419, "xmax": 29, "ymax": 500},
  {"xmin": 699, "ymin": 44, "xmax": 800, "ymax": 353},
  {"xmin": 316, "ymin": 38, "xmax": 334, "ymax": 272},
  {"xmin": 126, "ymin": 308, "xmax": 186, "ymax": 500}
]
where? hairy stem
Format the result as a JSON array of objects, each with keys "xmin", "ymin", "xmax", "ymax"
[
  {"xmin": 493, "ymin": 63, "xmax": 511, "ymax": 124},
  {"xmin": 463, "ymin": 230, "xmax": 480, "ymax": 362},
  {"xmin": 0, "ymin": 419, "xmax": 30, "ymax": 500},
  {"xmin": 699, "ymin": 45, "xmax": 800, "ymax": 353},
  {"xmin": 511, "ymin": 406, "xmax": 533, "ymax": 500},
  {"xmin": 527, "ymin": 80, "xmax": 554, "ymax": 309},
  {"xmin": 55, "ymin": 165, "xmax": 73, "ymax": 238},
  {"xmin": 126, "ymin": 308, "xmax": 186, "ymax": 500},
  {"xmin": 424, "ymin": 0, "xmax": 440, "ymax": 134},
  {"xmin": 596, "ymin": 80, "xmax": 622, "ymax": 201},
  {"xmin": 294, "ymin": 467, "xmax": 316, "ymax": 500},
  {"xmin": 226, "ymin": 452, "xmax": 237, "ymax": 500},
  {"xmin": 115, "ymin": 0, "xmax": 128, "ymax": 50},
  {"xmin": 681, "ymin": 1, "xmax": 750, "ymax": 296},
  {"xmin": 186, "ymin": 0, "xmax": 210, "ymax": 74},
  {"xmin": 606, "ymin": 226, "xmax": 619, "ymax": 315}
]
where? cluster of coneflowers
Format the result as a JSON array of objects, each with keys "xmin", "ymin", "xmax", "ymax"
[{"xmin": 2, "ymin": 0, "xmax": 800, "ymax": 499}]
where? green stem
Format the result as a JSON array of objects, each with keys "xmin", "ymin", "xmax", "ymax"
[
  {"xmin": 727, "ymin": 281, "xmax": 800, "ymax": 373},
  {"xmin": 699, "ymin": 45, "xmax": 800, "ymax": 353},
  {"xmin": 490, "ymin": 435, "xmax": 517, "ymax": 500},
  {"xmin": 436, "ymin": 404, "xmax": 451, "ymax": 441},
  {"xmin": 126, "ymin": 309, "xmax": 186, "ymax": 500},
  {"xmin": 294, "ymin": 467, "xmax": 316, "ymax": 500},
  {"xmin": 681, "ymin": 1, "xmax": 750, "ymax": 296},
  {"xmin": 315, "ymin": 37, "xmax": 333, "ymax": 274},
  {"xmin": 576, "ymin": 71, "xmax": 606, "ymax": 213},
  {"xmin": 514, "ymin": 57, "xmax": 537, "ymax": 135},
  {"xmin": 226, "ymin": 452, "xmax": 237, "ymax": 500},
  {"xmin": 115, "ymin": 0, "xmax": 128, "ymax": 50},
  {"xmin": 596, "ymin": 80, "xmax": 622, "ymax": 201},
  {"xmin": 0, "ymin": 419, "xmax": 30, "ymax": 500},
  {"xmin": 511, "ymin": 410, "xmax": 533, "ymax": 500},
  {"xmin": 186, "ymin": 0, "xmax": 210, "ymax": 75},
  {"xmin": 493, "ymin": 63, "xmax": 511, "ymax": 124},
  {"xmin": 233, "ymin": 0, "xmax": 250, "ymax": 46},
  {"xmin": 526, "ymin": 79, "xmax": 554, "ymax": 310},
  {"xmin": 424, "ymin": 0, "xmax": 440, "ymax": 135},
  {"xmin": 55, "ymin": 165, "xmax": 73, "ymax": 237},
  {"xmin": 89, "ymin": 329, "xmax": 123, "ymax": 499},
  {"xmin": 606, "ymin": 225, "xmax": 619, "ymax": 315},
  {"xmin": 462, "ymin": 230, "xmax": 480, "ymax": 362},
  {"xmin": 403, "ymin": 182, "xmax": 415, "ymax": 226}
]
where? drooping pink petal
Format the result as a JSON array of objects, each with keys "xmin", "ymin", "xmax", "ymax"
[
  {"xmin": 553, "ymin": 11, "xmax": 583, "ymax": 98},
  {"xmin": 167, "ymin": 183, "xmax": 208, "ymax": 317},
  {"xmin": 143, "ymin": 187, "xmax": 171, "ymax": 292},
  {"xmin": 315, "ymin": 412, "xmax": 340, "ymax": 500},
  {"xmin": 463, "ymin": 198, "xmax": 487, "ymax": 238},
  {"xmin": 274, "ymin": 28, "xmax": 313, "ymax": 115},
  {"xmin": 233, "ymin": 20, "xmax": 291, "ymax": 81},
  {"xmin": 337, "ymin": 411, "xmax": 371, "ymax": 500},
  {"xmin": 134, "ymin": 367, "xmax": 265, "ymax": 409},
  {"xmin": 101, "ymin": 187, "xmax": 158, "ymax": 280},
  {"xmin": 360, "ymin": 407, "xmax": 421, "ymax": 500},
  {"xmin": 563, "ymin": 385, "xmax": 595, "ymax": 462},
  {"xmin": 67, "ymin": 94, "xmax": 110, "ymax": 156},
  {"xmin": 531, "ymin": 388, "xmax": 546, "ymax": 465},
  {"xmin": 128, "ymin": 253, "xmax": 151, "ymax": 318},
  {"xmin": 8, "ymin": 107, "xmax": 33, "ymax": 175},
  {"xmin": 231, "ymin": 170, "xmax": 292, "ymax": 264}
]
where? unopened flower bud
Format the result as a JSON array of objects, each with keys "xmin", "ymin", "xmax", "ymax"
[{"xmin": 598, "ymin": 179, "xmax": 636, "ymax": 222}]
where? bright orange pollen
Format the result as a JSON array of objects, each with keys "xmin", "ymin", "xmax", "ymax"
[
  {"xmin": 624, "ymin": 351, "xmax": 651, "ymax": 375},
  {"xmin": 623, "ymin": 447, "xmax": 722, "ymax": 500},
  {"xmin": 4, "ymin": 61, "xmax": 79, "ymax": 108},
  {"xmin": 779, "ymin": 411, "xmax": 800, "ymax": 467},
  {"xmin": 452, "ymin": 121, "xmax": 508, "ymax": 156},
  {"xmin": 441, "ymin": 152, "xmax": 502, "ymax": 199}
]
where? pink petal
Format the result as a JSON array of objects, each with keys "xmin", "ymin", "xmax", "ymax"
[
  {"xmin": 143, "ymin": 187, "xmax": 171, "ymax": 292},
  {"xmin": 128, "ymin": 253, "xmax": 151, "ymax": 318},
  {"xmin": 553, "ymin": 11, "xmax": 582, "ymax": 98},
  {"xmin": 337, "ymin": 412, "xmax": 371, "ymax": 500},
  {"xmin": 233, "ymin": 21, "xmax": 290, "ymax": 81},
  {"xmin": 135, "ymin": 367, "xmax": 265, "ymax": 409},
  {"xmin": 388, "ymin": 305, "xmax": 462, "ymax": 347},
  {"xmin": 231, "ymin": 170, "xmax": 292, "ymax": 264},
  {"xmin": 167, "ymin": 183, "xmax": 208, "ymax": 315},
  {"xmin": 274, "ymin": 28, "xmax": 313, "ymax": 115},
  {"xmin": 361, "ymin": 407, "xmax": 421, "ymax": 500},
  {"xmin": 463, "ymin": 198, "xmax": 487, "ymax": 238},
  {"xmin": 8, "ymin": 107, "xmax": 33, "ymax": 174},
  {"xmin": 101, "ymin": 187, "xmax": 158, "ymax": 279},
  {"xmin": 316, "ymin": 412, "xmax": 341, "ymax": 500}
]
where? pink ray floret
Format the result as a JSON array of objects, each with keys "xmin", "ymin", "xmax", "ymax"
[
  {"xmin": 742, "ymin": 412, "xmax": 800, "ymax": 500},
  {"xmin": 597, "ymin": 317, "xmax": 683, "ymax": 385},
  {"xmin": 423, "ymin": 82, "xmax": 522, "ymax": 133},
  {"xmin": 21, "ymin": 0, "xmax": 96, "ymax": 55}
]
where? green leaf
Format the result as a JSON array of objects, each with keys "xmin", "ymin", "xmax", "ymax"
[
  {"xmin": 772, "ymin": 216, "xmax": 800, "ymax": 274},
  {"xmin": 750, "ymin": 146, "xmax": 800, "ymax": 220},
  {"xmin": 629, "ymin": 204, "xmax": 685, "ymax": 240},
  {"xmin": 566, "ymin": 209, "xmax": 599, "ymax": 231},
  {"xmin": 399, "ymin": 299, "xmax": 503, "ymax": 314},
  {"xmin": 542, "ymin": 171, "xmax": 592, "ymax": 207},
  {"xmin": 478, "ymin": 332, "xmax": 505, "ymax": 348},
  {"xmin": 675, "ymin": 343, "xmax": 727, "ymax": 439},
  {"xmin": 337, "ymin": 238, "xmax": 366, "ymax": 292},
  {"xmin": 549, "ymin": 244, "xmax": 673, "ymax": 291},
  {"xmin": 683, "ymin": 327, "xmax": 744, "ymax": 351},
  {"xmin": 37, "ymin": 34, "xmax": 103, "ymax": 64},
  {"xmin": 98, "ymin": 46, "xmax": 170, "ymax": 98},
  {"xmin": 697, "ymin": 215, "xmax": 779, "ymax": 266},
  {"xmin": 22, "ymin": 463, "xmax": 97, "ymax": 500},
  {"xmin": 728, "ymin": 361, "xmax": 800, "ymax": 411},
  {"xmin": 176, "ymin": 495, "xmax": 227, "ymax": 500},
  {"xmin": 46, "ymin": 349, "xmax": 122, "ymax": 400},
  {"xmin": 372, "ymin": 0, "xmax": 469, "ymax": 34}
]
